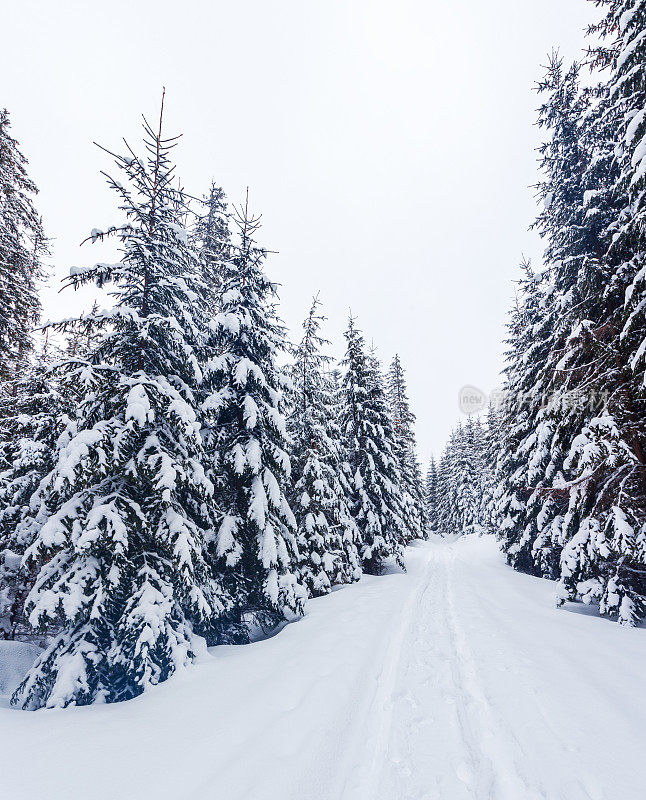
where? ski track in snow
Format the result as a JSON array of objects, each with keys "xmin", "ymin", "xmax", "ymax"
[
  {"xmin": 369, "ymin": 544, "xmax": 532, "ymax": 800},
  {"xmin": 2, "ymin": 535, "xmax": 646, "ymax": 800}
]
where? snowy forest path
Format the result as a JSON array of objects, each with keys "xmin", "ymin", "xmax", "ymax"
[{"xmin": 3, "ymin": 536, "xmax": 646, "ymax": 800}]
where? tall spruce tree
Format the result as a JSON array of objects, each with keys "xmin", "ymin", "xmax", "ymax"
[
  {"xmin": 490, "ymin": 17, "xmax": 646, "ymax": 623},
  {"xmin": 493, "ymin": 264, "xmax": 556, "ymax": 574},
  {"xmin": 609, "ymin": 1, "xmax": 646, "ymax": 398},
  {"xmin": 387, "ymin": 354, "xmax": 425, "ymax": 540},
  {"xmin": 340, "ymin": 317, "xmax": 405, "ymax": 573},
  {"xmin": 287, "ymin": 296, "xmax": 360, "ymax": 596},
  {"xmin": 526, "ymin": 55, "xmax": 601, "ymax": 583},
  {"xmin": 201, "ymin": 195, "xmax": 304, "ymax": 641},
  {"xmin": 0, "ymin": 109, "xmax": 47, "ymax": 380},
  {"xmin": 548, "ymin": 5, "xmax": 646, "ymax": 623},
  {"xmin": 190, "ymin": 183, "xmax": 232, "ymax": 542},
  {"xmin": 0, "ymin": 347, "xmax": 69, "ymax": 641},
  {"xmin": 511, "ymin": 38, "xmax": 646, "ymax": 620},
  {"xmin": 425, "ymin": 457, "xmax": 439, "ymax": 533},
  {"xmin": 436, "ymin": 439, "xmax": 455, "ymax": 534},
  {"xmin": 191, "ymin": 181, "xmax": 230, "ymax": 296},
  {"xmin": 478, "ymin": 402, "xmax": 500, "ymax": 534},
  {"xmin": 13, "ymin": 99, "xmax": 226, "ymax": 709},
  {"xmin": 491, "ymin": 56, "xmax": 599, "ymax": 580}
]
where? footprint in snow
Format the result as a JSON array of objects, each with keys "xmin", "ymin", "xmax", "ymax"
[{"xmin": 455, "ymin": 761, "xmax": 473, "ymax": 786}]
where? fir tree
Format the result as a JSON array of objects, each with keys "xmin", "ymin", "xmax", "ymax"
[
  {"xmin": 13, "ymin": 97, "xmax": 226, "ymax": 708},
  {"xmin": 0, "ymin": 348, "xmax": 68, "ymax": 640},
  {"xmin": 340, "ymin": 317, "xmax": 405, "ymax": 573},
  {"xmin": 520, "ymin": 41, "xmax": 646, "ymax": 620},
  {"xmin": 493, "ymin": 263, "xmax": 557, "ymax": 573},
  {"xmin": 478, "ymin": 402, "xmax": 500, "ymax": 534},
  {"xmin": 425, "ymin": 457, "xmax": 439, "ymax": 533},
  {"xmin": 528, "ymin": 54, "xmax": 607, "ymax": 581},
  {"xmin": 455, "ymin": 417, "xmax": 485, "ymax": 534},
  {"xmin": 491, "ymin": 56, "xmax": 601, "ymax": 580},
  {"xmin": 387, "ymin": 354, "xmax": 425, "ymax": 540},
  {"xmin": 435, "ymin": 440, "xmax": 455, "ymax": 534},
  {"xmin": 609, "ymin": 1, "xmax": 646, "ymax": 399},
  {"xmin": 492, "ymin": 27, "xmax": 646, "ymax": 623},
  {"xmin": 202, "ymin": 194, "xmax": 304, "ymax": 641},
  {"xmin": 548, "ymin": 7, "xmax": 646, "ymax": 623},
  {"xmin": 0, "ymin": 109, "xmax": 47, "ymax": 380},
  {"xmin": 191, "ymin": 181, "xmax": 231, "ymax": 296},
  {"xmin": 436, "ymin": 417, "xmax": 492, "ymax": 536},
  {"xmin": 287, "ymin": 296, "xmax": 360, "ymax": 596}
]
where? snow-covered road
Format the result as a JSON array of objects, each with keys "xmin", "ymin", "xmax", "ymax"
[{"xmin": 2, "ymin": 535, "xmax": 646, "ymax": 800}]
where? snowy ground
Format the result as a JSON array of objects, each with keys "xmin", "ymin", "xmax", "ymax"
[{"xmin": 2, "ymin": 535, "xmax": 646, "ymax": 800}]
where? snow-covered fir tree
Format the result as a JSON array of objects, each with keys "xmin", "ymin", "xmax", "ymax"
[
  {"xmin": 526, "ymin": 56, "xmax": 606, "ymax": 583},
  {"xmin": 608, "ymin": 1, "xmax": 646, "ymax": 398},
  {"xmin": 0, "ymin": 108, "xmax": 47, "ymax": 380},
  {"xmin": 340, "ymin": 317, "xmax": 405, "ymax": 573},
  {"xmin": 13, "ymin": 100, "xmax": 227, "ymax": 709},
  {"xmin": 425, "ymin": 457, "xmax": 439, "ymax": 533},
  {"xmin": 491, "ymin": 18, "xmax": 646, "ymax": 623},
  {"xmin": 0, "ymin": 346, "xmax": 69, "ymax": 640},
  {"xmin": 287, "ymin": 296, "xmax": 360, "ymax": 596},
  {"xmin": 488, "ymin": 55, "xmax": 602, "ymax": 581},
  {"xmin": 556, "ymin": 0, "xmax": 646, "ymax": 623},
  {"xmin": 201, "ymin": 195, "xmax": 304, "ymax": 641},
  {"xmin": 493, "ymin": 262, "xmax": 558, "ymax": 575},
  {"xmin": 454, "ymin": 417, "xmax": 486, "ymax": 534},
  {"xmin": 435, "ymin": 441, "xmax": 454, "ymax": 534},
  {"xmin": 189, "ymin": 182, "xmax": 232, "ymax": 540},
  {"xmin": 478, "ymin": 402, "xmax": 500, "ymax": 534},
  {"xmin": 191, "ymin": 181, "xmax": 231, "ymax": 297},
  {"xmin": 387, "ymin": 354, "xmax": 425, "ymax": 541}
]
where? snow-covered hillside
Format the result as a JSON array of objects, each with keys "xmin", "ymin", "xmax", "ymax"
[{"xmin": 2, "ymin": 535, "xmax": 645, "ymax": 800}]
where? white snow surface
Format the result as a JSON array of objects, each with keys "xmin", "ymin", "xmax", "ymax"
[{"xmin": 2, "ymin": 535, "xmax": 646, "ymax": 799}]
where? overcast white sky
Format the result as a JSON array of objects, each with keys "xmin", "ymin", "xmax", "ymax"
[{"xmin": 3, "ymin": 0, "xmax": 597, "ymax": 464}]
